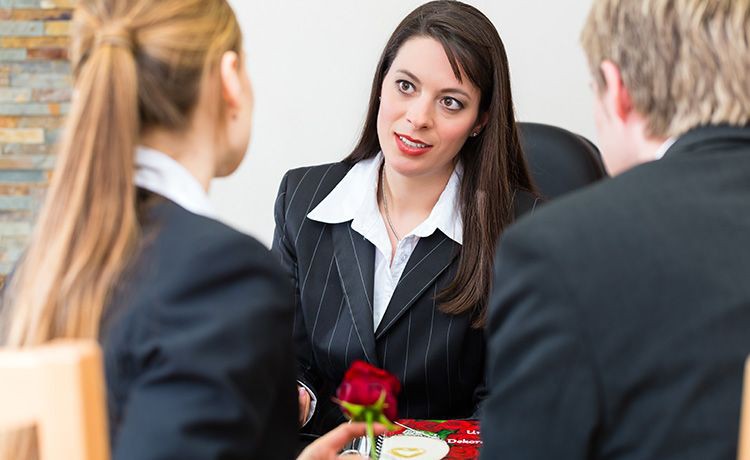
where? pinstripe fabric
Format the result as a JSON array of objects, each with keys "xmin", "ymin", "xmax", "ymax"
[{"xmin": 273, "ymin": 161, "xmax": 534, "ymax": 435}]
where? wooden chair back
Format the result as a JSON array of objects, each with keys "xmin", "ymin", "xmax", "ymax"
[
  {"xmin": 0, "ymin": 340, "xmax": 109, "ymax": 460},
  {"xmin": 739, "ymin": 357, "xmax": 750, "ymax": 460}
]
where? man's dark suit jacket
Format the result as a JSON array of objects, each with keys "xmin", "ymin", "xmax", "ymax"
[
  {"xmin": 101, "ymin": 192, "xmax": 297, "ymax": 459},
  {"xmin": 482, "ymin": 126, "xmax": 750, "ymax": 459},
  {"xmin": 273, "ymin": 161, "xmax": 536, "ymax": 436}
]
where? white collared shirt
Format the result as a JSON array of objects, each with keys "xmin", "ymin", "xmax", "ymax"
[
  {"xmin": 308, "ymin": 153, "xmax": 463, "ymax": 330},
  {"xmin": 134, "ymin": 146, "xmax": 216, "ymax": 219},
  {"xmin": 655, "ymin": 137, "xmax": 678, "ymax": 160}
]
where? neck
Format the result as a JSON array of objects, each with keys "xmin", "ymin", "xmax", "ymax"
[
  {"xmin": 618, "ymin": 117, "xmax": 670, "ymax": 174},
  {"xmin": 382, "ymin": 162, "xmax": 454, "ymax": 218},
  {"xmin": 140, "ymin": 127, "xmax": 217, "ymax": 191},
  {"xmin": 627, "ymin": 122, "xmax": 670, "ymax": 168}
]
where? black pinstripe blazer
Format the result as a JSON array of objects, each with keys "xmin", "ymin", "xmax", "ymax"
[{"xmin": 272, "ymin": 161, "xmax": 536, "ymax": 435}]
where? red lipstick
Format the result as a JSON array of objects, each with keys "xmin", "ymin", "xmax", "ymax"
[{"xmin": 394, "ymin": 132, "xmax": 433, "ymax": 156}]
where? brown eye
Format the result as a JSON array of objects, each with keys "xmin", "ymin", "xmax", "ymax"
[
  {"xmin": 397, "ymin": 80, "xmax": 415, "ymax": 94},
  {"xmin": 441, "ymin": 96, "xmax": 464, "ymax": 111}
]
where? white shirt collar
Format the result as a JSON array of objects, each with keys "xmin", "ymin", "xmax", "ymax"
[
  {"xmin": 134, "ymin": 146, "xmax": 217, "ymax": 219},
  {"xmin": 307, "ymin": 153, "xmax": 463, "ymax": 244},
  {"xmin": 654, "ymin": 137, "xmax": 678, "ymax": 160}
]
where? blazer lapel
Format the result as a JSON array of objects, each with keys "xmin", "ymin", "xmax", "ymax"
[
  {"xmin": 331, "ymin": 222, "xmax": 378, "ymax": 364},
  {"xmin": 375, "ymin": 231, "xmax": 460, "ymax": 339}
]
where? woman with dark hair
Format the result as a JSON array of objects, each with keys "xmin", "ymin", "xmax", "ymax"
[{"xmin": 273, "ymin": 0, "xmax": 537, "ymax": 436}]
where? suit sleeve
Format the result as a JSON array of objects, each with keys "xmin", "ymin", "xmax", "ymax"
[
  {"xmin": 480, "ymin": 223, "xmax": 603, "ymax": 459},
  {"xmin": 112, "ymin": 233, "xmax": 297, "ymax": 460},
  {"xmin": 271, "ymin": 171, "xmax": 322, "ymax": 400}
]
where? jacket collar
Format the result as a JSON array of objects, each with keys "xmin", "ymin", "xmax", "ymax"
[
  {"xmin": 307, "ymin": 152, "xmax": 463, "ymax": 245},
  {"xmin": 134, "ymin": 146, "xmax": 216, "ymax": 219},
  {"xmin": 664, "ymin": 125, "xmax": 750, "ymax": 159}
]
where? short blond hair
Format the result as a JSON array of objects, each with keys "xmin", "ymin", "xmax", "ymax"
[{"xmin": 581, "ymin": 0, "xmax": 750, "ymax": 138}]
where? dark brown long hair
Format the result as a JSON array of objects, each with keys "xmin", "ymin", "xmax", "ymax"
[{"xmin": 344, "ymin": 0, "xmax": 535, "ymax": 326}]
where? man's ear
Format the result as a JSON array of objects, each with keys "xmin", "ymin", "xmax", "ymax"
[
  {"xmin": 220, "ymin": 50, "xmax": 242, "ymax": 110},
  {"xmin": 600, "ymin": 60, "xmax": 633, "ymax": 123}
]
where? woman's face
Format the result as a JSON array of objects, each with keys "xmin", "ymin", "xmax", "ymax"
[{"xmin": 377, "ymin": 36, "xmax": 484, "ymax": 179}]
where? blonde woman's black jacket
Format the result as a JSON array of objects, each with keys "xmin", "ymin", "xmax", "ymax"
[{"xmin": 101, "ymin": 191, "xmax": 297, "ymax": 460}]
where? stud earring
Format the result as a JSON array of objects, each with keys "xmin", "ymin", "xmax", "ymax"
[{"xmin": 471, "ymin": 132, "xmax": 479, "ymax": 137}]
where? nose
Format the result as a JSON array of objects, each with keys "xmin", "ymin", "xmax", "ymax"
[{"xmin": 405, "ymin": 96, "xmax": 434, "ymax": 130}]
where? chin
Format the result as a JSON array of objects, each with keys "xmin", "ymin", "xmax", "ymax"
[
  {"xmin": 217, "ymin": 148, "xmax": 246, "ymax": 177},
  {"xmin": 384, "ymin": 153, "xmax": 427, "ymax": 177}
]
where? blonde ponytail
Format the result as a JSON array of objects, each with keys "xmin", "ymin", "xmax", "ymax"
[
  {"xmin": 4, "ymin": 21, "xmax": 140, "ymax": 345},
  {"xmin": 1, "ymin": 0, "xmax": 242, "ymax": 456}
]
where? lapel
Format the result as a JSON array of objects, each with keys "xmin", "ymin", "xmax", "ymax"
[
  {"xmin": 375, "ymin": 231, "xmax": 460, "ymax": 339},
  {"xmin": 331, "ymin": 222, "xmax": 378, "ymax": 364}
]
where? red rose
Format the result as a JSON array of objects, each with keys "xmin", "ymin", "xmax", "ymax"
[{"xmin": 336, "ymin": 360, "xmax": 400, "ymax": 420}]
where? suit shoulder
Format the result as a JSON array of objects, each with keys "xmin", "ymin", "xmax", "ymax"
[
  {"xmin": 504, "ymin": 163, "xmax": 665, "ymax": 253},
  {"xmin": 282, "ymin": 161, "xmax": 351, "ymax": 191},
  {"xmin": 155, "ymin": 202, "xmax": 267, "ymax": 253},
  {"xmin": 276, "ymin": 161, "xmax": 351, "ymax": 227},
  {"xmin": 137, "ymin": 203, "xmax": 284, "ymax": 289}
]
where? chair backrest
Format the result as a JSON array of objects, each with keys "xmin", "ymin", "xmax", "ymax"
[
  {"xmin": 519, "ymin": 122, "xmax": 608, "ymax": 200},
  {"xmin": 739, "ymin": 357, "xmax": 750, "ymax": 460},
  {"xmin": 0, "ymin": 340, "xmax": 110, "ymax": 460}
]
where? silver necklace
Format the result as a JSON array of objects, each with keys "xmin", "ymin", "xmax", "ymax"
[{"xmin": 380, "ymin": 164, "xmax": 401, "ymax": 241}]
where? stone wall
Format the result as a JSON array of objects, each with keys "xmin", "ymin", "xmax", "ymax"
[{"xmin": 0, "ymin": 0, "xmax": 72, "ymax": 287}]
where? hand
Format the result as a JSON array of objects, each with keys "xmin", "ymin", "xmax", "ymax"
[
  {"xmin": 297, "ymin": 422, "xmax": 387, "ymax": 460},
  {"xmin": 298, "ymin": 385, "xmax": 311, "ymax": 426}
]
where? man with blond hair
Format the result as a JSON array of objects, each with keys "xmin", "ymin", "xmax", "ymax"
[{"xmin": 481, "ymin": 0, "xmax": 750, "ymax": 458}]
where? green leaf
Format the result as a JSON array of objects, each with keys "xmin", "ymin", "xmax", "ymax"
[{"xmin": 436, "ymin": 429, "xmax": 457, "ymax": 441}]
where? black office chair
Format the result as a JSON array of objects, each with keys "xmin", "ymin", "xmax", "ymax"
[{"xmin": 518, "ymin": 122, "xmax": 608, "ymax": 201}]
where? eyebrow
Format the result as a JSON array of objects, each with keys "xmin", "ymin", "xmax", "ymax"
[{"xmin": 394, "ymin": 69, "xmax": 472, "ymax": 100}]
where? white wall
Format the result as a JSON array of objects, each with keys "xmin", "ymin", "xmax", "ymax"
[{"xmin": 211, "ymin": 0, "xmax": 596, "ymax": 245}]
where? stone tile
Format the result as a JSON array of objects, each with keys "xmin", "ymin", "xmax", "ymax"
[
  {"xmin": 0, "ymin": 195, "xmax": 36, "ymax": 209},
  {"xmin": 0, "ymin": 127, "xmax": 44, "ymax": 143},
  {"xmin": 31, "ymin": 87, "xmax": 70, "ymax": 102},
  {"xmin": 0, "ymin": 154, "xmax": 55, "ymax": 169},
  {"xmin": 1, "ymin": 235, "xmax": 31, "ymax": 250},
  {"xmin": 0, "ymin": 9, "xmax": 10, "ymax": 19},
  {"xmin": 4, "ymin": 60, "xmax": 69, "ymax": 73},
  {"xmin": 44, "ymin": 20, "xmax": 68, "ymax": 36},
  {"xmin": 10, "ymin": 72, "xmax": 71, "ymax": 89},
  {"xmin": 26, "ymin": 47, "xmax": 66, "ymax": 60},
  {"xmin": 0, "ymin": 210, "xmax": 33, "ymax": 221},
  {"xmin": 0, "ymin": 0, "xmax": 39, "ymax": 7},
  {"xmin": 0, "ymin": 116, "xmax": 17, "ymax": 127},
  {"xmin": 41, "ymin": 0, "xmax": 74, "ymax": 7},
  {"xmin": 0, "ymin": 184, "xmax": 46, "ymax": 196},
  {"xmin": 0, "ymin": 103, "xmax": 53, "ymax": 115},
  {"xmin": 0, "ymin": 264, "xmax": 12, "ymax": 277},
  {"xmin": 0, "ymin": 170, "xmax": 46, "ymax": 183},
  {"xmin": 47, "ymin": 102, "xmax": 68, "ymax": 115},
  {"xmin": 0, "ymin": 184, "xmax": 32, "ymax": 195},
  {"xmin": 43, "ymin": 128, "xmax": 60, "ymax": 144},
  {"xmin": 16, "ymin": 115, "xmax": 63, "ymax": 128},
  {"xmin": 0, "ymin": 221, "xmax": 32, "ymax": 236},
  {"xmin": 3, "ymin": 142, "xmax": 55, "ymax": 154},
  {"xmin": 0, "ymin": 102, "xmax": 68, "ymax": 116},
  {"xmin": 10, "ymin": 8, "xmax": 71, "ymax": 20},
  {"xmin": 0, "ymin": 48, "xmax": 27, "ymax": 61},
  {"xmin": 1, "ymin": 36, "xmax": 68, "ymax": 48},
  {"xmin": 0, "ymin": 20, "xmax": 43, "ymax": 36},
  {"xmin": 0, "ymin": 68, "xmax": 8, "ymax": 86},
  {"xmin": 0, "ymin": 87, "xmax": 31, "ymax": 102}
]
